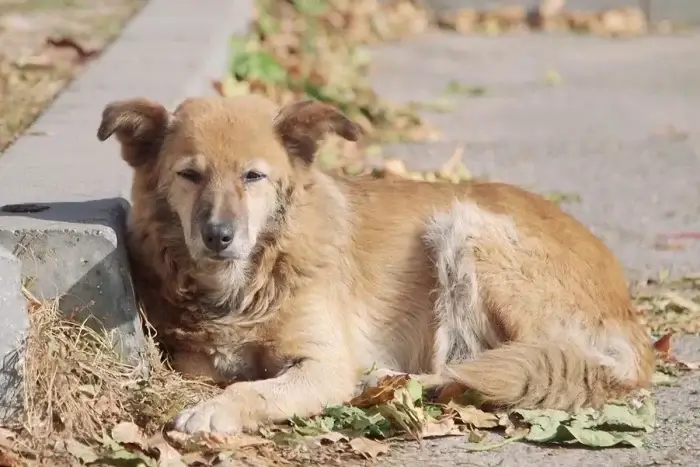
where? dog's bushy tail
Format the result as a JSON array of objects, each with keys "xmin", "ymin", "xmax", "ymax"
[{"xmin": 443, "ymin": 336, "xmax": 653, "ymax": 411}]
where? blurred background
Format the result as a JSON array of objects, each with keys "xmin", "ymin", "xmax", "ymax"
[{"xmin": 1, "ymin": 0, "xmax": 699, "ymax": 319}]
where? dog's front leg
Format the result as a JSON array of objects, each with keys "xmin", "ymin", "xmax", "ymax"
[{"xmin": 171, "ymin": 354, "xmax": 356, "ymax": 435}]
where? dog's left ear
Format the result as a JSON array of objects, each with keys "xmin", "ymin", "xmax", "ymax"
[{"xmin": 273, "ymin": 100, "xmax": 363, "ymax": 165}]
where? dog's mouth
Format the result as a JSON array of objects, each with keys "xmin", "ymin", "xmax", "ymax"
[
  {"xmin": 203, "ymin": 250, "xmax": 240, "ymax": 262},
  {"xmin": 201, "ymin": 247, "xmax": 251, "ymax": 262}
]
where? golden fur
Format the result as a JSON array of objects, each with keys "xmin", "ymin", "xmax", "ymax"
[{"xmin": 97, "ymin": 94, "xmax": 654, "ymax": 434}]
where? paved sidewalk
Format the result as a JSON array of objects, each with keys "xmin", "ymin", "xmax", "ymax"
[
  {"xmin": 424, "ymin": 0, "xmax": 700, "ymax": 25},
  {"xmin": 369, "ymin": 29, "xmax": 700, "ymax": 467}
]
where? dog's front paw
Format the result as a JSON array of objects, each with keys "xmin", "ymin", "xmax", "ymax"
[{"xmin": 171, "ymin": 394, "xmax": 248, "ymax": 435}]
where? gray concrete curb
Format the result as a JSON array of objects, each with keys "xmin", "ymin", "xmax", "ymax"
[
  {"xmin": 0, "ymin": 246, "xmax": 27, "ymax": 422},
  {"xmin": 0, "ymin": 0, "xmax": 254, "ymax": 421}
]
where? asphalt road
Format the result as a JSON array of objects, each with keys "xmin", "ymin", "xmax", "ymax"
[{"xmin": 368, "ymin": 27, "xmax": 700, "ymax": 467}]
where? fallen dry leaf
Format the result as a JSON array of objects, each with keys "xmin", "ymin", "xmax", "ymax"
[
  {"xmin": 64, "ymin": 438, "xmax": 98, "ymax": 464},
  {"xmin": 350, "ymin": 373, "xmax": 412, "ymax": 408},
  {"xmin": 313, "ymin": 431, "xmax": 348, "ymax": 444},
  {"xmin": 212, "ymin": 80, "xmax": 224, "ymax": 96},
  {"xmin": 678, "ymin": 360, "xmax": 700, "ymax": 371},
  {"xmin": 634, "ymin": 274, "xmax": 700, "ymax": 334},
  {"xmin": 111, "ymin": 421, "xmax": 147, "ymax": 449},
  {"xmin": 381, "ymin": 158, "xmax": 408, "ymax": 177},
  {"xmin": 663, "ymin": 291, "xmax": 700, "ymax": 314},
  {"xmin": 439, "ymin": 145, "xmax": 465, "ymax": 175},
  {"xmin": 0, "ymin": 427, "xmax": 16, "ymax": 444},
  {"xmin": 447, "ymin": 402, "xmax": 500, "ymax": 429},
  {"xmin": 539, "ymin": 0, "xmax": 566, "ymax": 19},
  {"xmin": 348, "ymin": 437, "xmax": 389, "ymax": 459},
  {"xmin": 652, "ymin": 333, "xmax": 673, "ymax": 357},
  {"xmin": 146, "ymin": 433, "xmax": 187, "ymax": 467},
  {"xmin": 165, "ymin": 430, "xmax": 272, "ymax": 453},
  {"xmin": 418, "ymin": 417, "xmax": 462, "ymax": 438},
  {"xmin": 46, "ymin": 36, "xmax": 100, "ymax": 61}
]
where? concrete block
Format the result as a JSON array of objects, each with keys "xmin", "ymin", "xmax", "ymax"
[
  {"xmin": 0, "ymin": 247, "xmax": 27, "ymax": 423},
  {"xmin": 0, "ymin": 199, "xmax": 143, "ymax": 363},
  {"xmin": 0, "ymin": 0, "xmax": 254, "ymax": 418}
]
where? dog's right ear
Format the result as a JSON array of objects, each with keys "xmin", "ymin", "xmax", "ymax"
[{"xmin": 97, "ymin": 98, "xmax": 170, "ymax": 168}]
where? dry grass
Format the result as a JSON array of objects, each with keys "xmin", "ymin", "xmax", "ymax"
[
  {"xmin": 11, "ymin": 289, "xmax": 220, "ymax": 452},
  {"xmin": 0, "ymin": 0, "xmax": 144, "ymax": 153}
]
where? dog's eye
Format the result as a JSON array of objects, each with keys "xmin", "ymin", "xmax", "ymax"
[
  {"xmin": 243, "ymin": 170, "xmax": 266, "ymax": 183},
  {"xmin": 177, "ymin": 169, "xmax": 202, "ymax": 184}
]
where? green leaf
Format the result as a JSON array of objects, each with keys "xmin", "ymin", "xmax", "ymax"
[
  {"xmin": 597, "ymin": 403, "xmax": 652, "ymax": 431},
  {"xmin": 228, "ymin": 37, "xmax": 287, "ymax": 85},
  {"xmin": 320, "ymin": 405, "xmax": 391, "ymax": 438},
  {"xmin": 510, "ymin": 396, "xmax": 655, "ymax": 449},
  {"xmin": 563, "ymin": 426, "xmax": 644, "ymax": 448},
  {"xmin": 652, "ymin": 371, "xmax": 677, "ymax": 386},
  {"xmin": 525, "ymin": 416, "xmax": 565, "ymax": 442},
  {"xmin": 405, "ymin": 378, "xmax": 423, "ymax": 403},
  {"xmin": 289, "ymin": 414, "xmax": 331, "ymax": 436},
  {"xmin": 443, "ymin": 81, "xmax": 488, "ymax": 97},
  {"xmin": 542, "ymin": 190, "xmax": 582, "ymax": 205},
  {"xmin": 256, "ymin": 13, "xmax": 279, "ymax": 36},
  {"xmin": 512, "ymin": 408, "xmax": 571, "ymax": 425},
  {"xmin": 424, "ymin": 404, "xmax": 443, "ymax": 420},
  {"xmin": 293, "ymin": 0, "xmax": 328, "ymax": 16}
]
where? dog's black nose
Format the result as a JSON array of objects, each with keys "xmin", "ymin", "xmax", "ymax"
[{"xmin": 201, "ymin": 221, "xmax": 234, "ymax": 252}]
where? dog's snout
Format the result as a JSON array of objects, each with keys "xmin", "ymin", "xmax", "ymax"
[{"xmin": 201, "ymin": 221, "xmax": 234, "ymax": 252}]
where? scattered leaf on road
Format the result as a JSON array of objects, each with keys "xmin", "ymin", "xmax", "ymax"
[
  {"xmin": 147, "ymin": 433, "xmax": 187, "ymax": 467},
  {"xmin": 349, "ymin": 437, "xmax": 389, "ymax": 459},
  {"xmin": 418, "ymin": 418, "xmax": 462, "ymax": 438},
  {"xmin": 446, "ymin": 402, "xmax": 499, "ymax": 429},
  {"xmin": 508, "ymin": 391, "xmax": 655, "ymax": 448},
  {"xmin": 165, "ymin": 430, "xmax": 272, "ymax": 453},
  {"xmin": 111, "ymin": 421, "xmax": 147, "ymax": 448},
  {"xmin": 46, "ymin": 36, "xmax": 100, "ymax": 62},
  {"xmin": 64, "ymin": 438, "xmax": 99, "ymax": 464},
  {"xmin": 651, "ymin": 371, "xmax": 677, "ymax": 386},
  {"xmin": 544, "ymin": 69, "xmax": 563, "ymax": 85},
  {"xmin": 444, "ymin": 80, "xmax": 488, "ymax": 97},
  {"xmin": 652, "ymin": 333, "xmax": 673, "ymax": 356}
]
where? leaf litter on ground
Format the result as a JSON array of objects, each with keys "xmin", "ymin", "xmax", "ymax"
[
  {"xmin": 264, "ymin": 367, "xmax": 659, "ymax": 459},
  {"xmin": 4, "ymin": 275, "xmax": 698, "ymax": 465},
  {"xmin": 633, "ymin": 273, "xmax": 700, "ymax": 335},
  {"xmin": 435, "ymin": 1, "xmax": 683, "ymax": 37}
]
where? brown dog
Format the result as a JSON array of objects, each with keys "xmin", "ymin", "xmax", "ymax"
[{"xmin": 97, "ymin": 94, "xmax": 653, "ymax": 435}]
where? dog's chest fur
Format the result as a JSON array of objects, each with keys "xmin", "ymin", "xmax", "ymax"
[{"xmin": 126, "ymin": 223, "xmax": 307, "ymax": 384}]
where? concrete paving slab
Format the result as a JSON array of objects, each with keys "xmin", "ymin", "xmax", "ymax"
[
  {"xmin": 0, "ymin": 0, "xmax": 253, "ymax": 409},
  {"xmin": 369, "ymin": 28, "xmax": 700, "ymax": 467}
]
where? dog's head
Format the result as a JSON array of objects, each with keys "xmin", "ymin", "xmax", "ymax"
[{"xmin": 97, "ymin": 94, "xmax": 362, "ymax": 263}]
